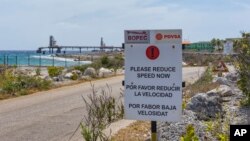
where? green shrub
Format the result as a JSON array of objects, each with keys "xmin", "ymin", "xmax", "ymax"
[
  {"xmin": 80, "ymin": 123, "xmax": 92, "ymax": 141},
  {"xmin": 1, "ymin": 70, "xmax": 20, "ymax": 95},
  {"xmin": 181, "ymin": 124, "xmax": 199, "ymax": 141},
  {"xmin": 109, "ymin": 54, "xmax": 124, "ymax": 71},
  {"xmin": 47, "ymin": 66, "xmax": 63, "ymax": 77},
  {"xmin": 204, "ymin": 114, "xmax": 229, "ymax": 141},
  {"xmin": 73, "ymin": 65, "xmax": 90, "ymax": 73},
  {"xmin": 90, "ymin": 54, "xmax": 124, "ymax": 70},
  {"xmin": 80, "ymin": 84, "xmax": 124, "ymax": 141},
  {"xmin": 185, "ymin": 67, "xmax": 219, "ymax": 98},
  {"xmin": 234, "ymin": 32, "xmax": 250, "ymax": 105},
  {"xmin": 2, "ymin": 80, "xmax": 21, "ymax": 95},
  {"xmin": 34, "ymin": 77, "xmax": 52, "ymax": 90},
  {"xmin": 196, "ymin": 67, "xmax": 213, "ymax": 83},
  {"xmin": 217, "ymin": 133, "xmax": 229, "ymax": 141},
  {"xmin": 1, "ymin": 69, "xmax": 52, "ymax": 96},
  {"xmin": 101, "ymin": 55, "xmax": 109, "ymax": 66},
  {"xmin": 35, "ymin": 67, "xmax": 41, "ymax": 76},
  {"xmin": 182, "ymin": 100, "xmax": 187, "ymax": 110},
  {"xmin": 19, "ymin": 89, "xmax": 28, "ymax": 96},
  {"xmin": 71, "ymin": 73, "xmax": 78, "ymax": 80}
]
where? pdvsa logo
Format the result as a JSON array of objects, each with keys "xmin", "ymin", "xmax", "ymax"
[{"xmin": 155, "ymin": 33, "xmax": 181, "ymax": 40}]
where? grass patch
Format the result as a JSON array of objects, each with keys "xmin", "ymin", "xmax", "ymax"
[
  {"xmin": 111, "ymin": 121, "xmax": 150, "ymax": 141},
  {"xmin": 47, "ymin": 66, "xmax": 63, "ymax": 77},
  {"xmin": 181, "ymin": 124, "xmax": 199, "ymax": 141},
  {"xmin": 184, "ymin": 67, "xmax": 220, "ymax": 98},
  {"xmin": 0, "ymin": 68, "xmax": 52, "ymax": 98},
  {"xmin": 204, "ymin": 114, "xmax": 230, "ymax": 141},
  {"xmin": 80, "ymin": 83, "xmax": 124, "ymax": 141}
]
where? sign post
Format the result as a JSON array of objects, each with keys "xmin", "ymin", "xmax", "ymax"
[
  {"xmin": 223, "ymin": 40, "xmax": 234, "ymax": 55},
  {"xmin": 124, "ymin": 29, "xmax": 183, "ymax": 140}
]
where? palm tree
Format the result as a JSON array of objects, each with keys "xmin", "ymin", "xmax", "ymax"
[
  {"xmin": 210, "ymin": 38, "xmax": 217, "ymax": 47},
  {"xmin": 211, "ymin": 38, "xmax": 223, "ymax": 51},
  {"xmin": 215, "ymin": 39, "xmax": 223, "ymax": 51}
]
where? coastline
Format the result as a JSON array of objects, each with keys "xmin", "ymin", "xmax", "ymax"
[
  {"xmin": 55, "ymin": 50, "xmax": 124, "ymax": 61},
  {"xmin": 0, "ymin": 50, "xmax": 123, "ymax": 67}
]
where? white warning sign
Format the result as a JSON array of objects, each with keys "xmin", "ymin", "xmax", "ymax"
[{"xmin": 124, "ymin": 29, "xmax": 182, "ymax": 122}]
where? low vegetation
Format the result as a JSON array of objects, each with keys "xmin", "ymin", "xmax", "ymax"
[
  {"xmin": 80, "ymin": 84, "xmax": 124, "ymax": 141},
  {"xmin": 180, "ymin": 124, "xmax": 199, "ymax": 141},
  {"xmin": 47, "ymin": 66, "xmax": 64, "ymax": 77},
  {"xmin": 71, "ymin": 73, "xmax": 79, "ymax": 80},
  {"xmin": 73, "ymin": 65, "xmax": 90, "ymax": 73},
  {"xmin": 0, "ymin": 54, "xmax": 124, "ymax": 100},
  {"xmin": 73, "ymin": 54, "xmax": 124, "ymax": 73},
  {"xmin": 111, "ymin": 66, "xmax": 222, "ymax": 140},
  {"xmin": 0, "ymin": 67, "xmax": 51, "ymax": 99},
  {"xmin": 184, "ymin": 67, "xmax": 219, "ymax": 98},
  {"xmin": 233, "ymin": 32, "xmax": 250, "ymax": 105},
  {"xmin": 204, "ymin": 114, "xmax": 229, "ymax": 141},
  {"xmin": 111, "ymin": 121, "xmax": 150, "ymax": 141}
]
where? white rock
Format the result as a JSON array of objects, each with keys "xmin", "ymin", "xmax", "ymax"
[
  {"xmin": 83, "ymin": 67, "xmax": 96, "ymax": 77},
  {"xmin": 116, "ymin": 68, "xmax": 124, "ymax": 75},
  {"xmin": 213, "ymin": 77, "xmax": 230, "ymax": 86},
  {"xmin": 72, "ymin": 70, "xmax": 81, "ymax": 75},
  {"xmin": 225, "ymin": 72, "xmax": 238, "ymax": 82},
  {"xmin": 99, "ymin": 67, "xmax": 113, "ymax": 77},
  {"xmin": 38, "ymin": 75, "xmax": 47, "ymax": 79},
  {"xmin": 44, "ymin": 76, "xmax": 53, "ymax": 81},
  {"xmin": 81, "ymin": 75, "xmax": 92, "ymax": 81},
  {"xmin": 208, "ymin": 85, "xmax": 234, "ymax": 97},
  {"xmin": 186, "ymin": 92, "xmax": 223, "ymax": 120},
  {"xmin": 64, "ymin": 72, "xmax": 73, "ymax": 79},
  {"xmin": 53, "ymin": 75, "xmax": 64, "ymax": 81},
  {"xmin": 182, "ymin": 62, "xmax": 187, "ymax": 66}
]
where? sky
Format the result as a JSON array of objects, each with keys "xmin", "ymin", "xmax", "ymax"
[{"xmin": 0, "ymin": 0, "xmax": 250, "ymax": 50}]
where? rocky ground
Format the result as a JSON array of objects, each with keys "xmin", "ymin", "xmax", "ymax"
[
  {"xmin": 16, "ymin": 66, "xmax": 124, "ymax": 86},
  {"xmin": 56, "ymin": 51, "xmax": 124, "ymax": 61},
  {"xmin": 158, "ymin": 72, "xmax": 249, "ymax": 141},
  {"xmin": 112, "ymin": 71, "xmax": 249, "ymax": 141},
  {"xmin": 12, "ymin": 65, "xmax": 249, "ymax": 141}
]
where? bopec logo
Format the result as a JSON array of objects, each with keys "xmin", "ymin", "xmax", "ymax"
[
  {"xmin": 155, "ymin": 33, "xmax": 181, "ymax": 40},
  {"xmin": 126, "ymin": 31, "xmax": 149, "ymax": 41}
]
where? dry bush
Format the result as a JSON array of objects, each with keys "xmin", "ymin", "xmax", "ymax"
[
  {"xmin": 184, "ymin": 67, "xmax": 220, "ymax": 98},
  {"xmin": 111, "ymin": 121, "xmax": 150, "ymax": 141},
  {"xmin": 80, "ymin": 83, "xmax": 124, "ymax": 141}
]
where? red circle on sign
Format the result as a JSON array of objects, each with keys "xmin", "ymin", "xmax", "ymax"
[
  {"xmin": 146, "ymin": 46, "xmax": 160, "ymax": 60},
  {"xmin": 155, "ymin": 33, "xmax": 163, "ymax": 40}
]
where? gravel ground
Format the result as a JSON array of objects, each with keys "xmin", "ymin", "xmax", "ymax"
[{"xmin": 112, "ymin": 72, "xmax": 249, "ymax": 141}]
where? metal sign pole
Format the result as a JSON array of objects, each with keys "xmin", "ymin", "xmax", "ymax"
[
  {"xmin": 150, "ymin": 82, "xmax": 185, "ymax": 141},
  {"xmin": 52, "ymin": 56, "xmax": 55, "ymax": 66},
  {"xmin": 28, "ymin": 54, "xmax": 30, "ymax": 66},
  {"xmin": 151, "ymin": 121, "xmax": 157, "ymax": 141},
  {"xmin": 39, "ymin": 54, "xmax": 41, "ymax": 67},
  {"xmin": 16, "ymin": 56, "xmax": 18, "ymax": 66}
]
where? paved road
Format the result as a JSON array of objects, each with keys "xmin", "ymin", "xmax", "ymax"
[
  {"xmin": 0, "ymin": 67, "xmax": 205, "ymax": 141},
  {"xmin": 183, "ymin": 67, "xmax": 206, "ymax": 84}
]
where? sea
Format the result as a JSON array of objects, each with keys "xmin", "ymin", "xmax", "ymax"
[{"xmin": 0, "ymin": 50, "xmax": 92, "ymax": 67}]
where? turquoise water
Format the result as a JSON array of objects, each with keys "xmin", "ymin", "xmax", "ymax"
[{"xmin": 0, "ymin": 50, "xmax": 91, "ymax": 67}]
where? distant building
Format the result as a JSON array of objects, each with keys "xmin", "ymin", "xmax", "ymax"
[
  {"xmin": 49, "ymin": 35, "xmax": 57, "ymax": 47},
  {"xmin": 183, "ymin": 41, "xmax": 214, "ymax": 52},
  {"xmin": 182, "ymin": 40, "xmax": 191, "ymax": 50},
  {"xmin": 100, "ymin": 37, "xmax": 105, "ymax": 47}
]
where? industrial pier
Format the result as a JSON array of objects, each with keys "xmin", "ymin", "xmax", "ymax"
[{"xmin": 37, "ymin": 36, "xmax": 122, "ymax": 54}]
